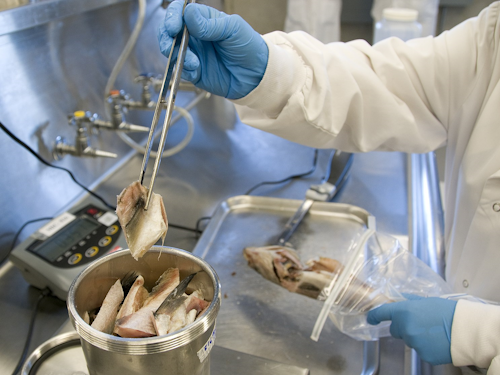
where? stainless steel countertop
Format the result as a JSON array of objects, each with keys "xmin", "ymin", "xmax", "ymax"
[{"xmin": 0, "ymin": 94, "xmax": 409, "ymax": 374}]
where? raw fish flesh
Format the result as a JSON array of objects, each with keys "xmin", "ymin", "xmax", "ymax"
[
  {"xmin": 116, "ymin": 275, "xmax": 148, "ymax": 320},
  {"xmin": 243, "ymin": 246, "xmax": 334, "ymax": 299},
  {"xmin": 153, "ymin": 290, "xmax": 209, "ymax": 336},
  {"xmin": 114, "ymin": 308, "xmax": 157, "ymax": 338},
  {"xmin": 114, "ymin": 268, "xmax": 179, "ymax": 338},
  {"xmin": 89, "ymin": 269, "xmax": 211, "ymax": 338},
  {"xmin": 243, "ymin": 245, "xmax": 392, "ymax": 312},
  {"xmin": 116, "ymin": 181, "xmax": 168, "ymax": 260},
  {"xmin": 91, "ymin": 279, "xmax": 124, "ymax": 334},
  {"xmin": 143, "ymin": 268, "xmax": 180, "ymax": 309}
]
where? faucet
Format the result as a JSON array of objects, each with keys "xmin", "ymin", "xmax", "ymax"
[
  {"xmin": 97, "ymin": 91, "xmax": 150, "ymax": 132},
  {"xmin": 114, "ymin": 74, "xmax": 201, "ymax": 112},
  {"xmin": 53, "ymin": 111, "xmax": 118, "ymax": 160}
]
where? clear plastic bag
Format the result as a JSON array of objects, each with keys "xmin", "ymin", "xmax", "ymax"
[{"xmin": 311, "ymin": 229, "xmax": 452, "ymax": 341}]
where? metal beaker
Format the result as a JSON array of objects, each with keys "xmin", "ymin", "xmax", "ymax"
[{"xmin": 67, "ymin": 246, "xmax": 221, "ymax": 375}]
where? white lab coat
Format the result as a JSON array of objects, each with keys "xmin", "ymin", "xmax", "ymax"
[{"xmin": 233, "ymin": 2, "xmax": 500, "ymax": 371}]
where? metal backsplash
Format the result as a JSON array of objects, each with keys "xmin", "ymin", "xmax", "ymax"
[{"xmin": 0, "ymin": 0, "xmax": 174, "ymax": 256}]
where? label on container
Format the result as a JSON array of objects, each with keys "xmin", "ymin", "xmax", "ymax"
[{"xmin": 197, "ymin": 327, "xmax": 216, "ymax": 363}]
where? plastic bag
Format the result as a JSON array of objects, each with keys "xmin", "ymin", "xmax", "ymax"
[{"xmin": 311, "ymin": 229, "xmax": 452, "ymax": 341}]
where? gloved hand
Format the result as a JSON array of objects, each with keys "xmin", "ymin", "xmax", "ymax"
[
  {"xmin": 157, "ymin": 0, "xmax": 269, "ymax": 100},
  {"xmin": 367, "ymin": 295, "xmax": 457, "ymax": 366}
]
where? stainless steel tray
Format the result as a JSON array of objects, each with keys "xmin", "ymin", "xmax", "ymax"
[{"xmin": 192, "ymin": 196, "xmax": 390, "ymax": 375}]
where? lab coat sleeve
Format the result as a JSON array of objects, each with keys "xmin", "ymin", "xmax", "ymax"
[
  {"xmin": 232, "ymin": 2, "xmax": 500, "ymax": 153},
  {"xmin": 451, "ymin": 300, "xmax": 500, "ymax": 372}
]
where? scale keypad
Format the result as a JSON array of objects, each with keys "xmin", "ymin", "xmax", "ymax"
[{"xmin": 28, "ymin": 205, "xmax": 122, "ymax": 268}]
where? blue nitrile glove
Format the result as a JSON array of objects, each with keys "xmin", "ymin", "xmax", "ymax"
[
  {"xmin": 157, "ymin": 0, "xmax": 269, "ymax": 100},
  {"xmin": 367, "ymin": 295, "xmax": 457, "ymax": 366}
]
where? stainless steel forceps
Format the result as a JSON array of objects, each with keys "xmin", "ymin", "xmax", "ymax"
[{"xmin": 139, "ymin": 0, "xmax": 195, "ymax": 210}]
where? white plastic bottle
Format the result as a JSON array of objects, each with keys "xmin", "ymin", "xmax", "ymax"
[{"xmin": 373, "ymin": 8, "xmax": 422, "ymax": 43}]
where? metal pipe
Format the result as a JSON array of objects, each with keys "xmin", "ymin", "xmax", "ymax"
[
  {"xmin": 408, "ymin": 152, "xmax": 445, "ymax": 277},
  {"xmin": 361, "ymin": 341, "xmax": 380, "ymax": 375},
  {"xmin": 407, "ymin": 152, "xmax": 446, "ymax": 375}
]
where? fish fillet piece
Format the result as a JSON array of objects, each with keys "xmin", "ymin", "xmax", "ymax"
[
  {"xmin": 114, "ymin": 309, "xmax": 157, "ymax": 338},
  {"xmin": 243, "ymin": 245, "xmax": 331, "ymax": 298},
  {"xmin": 164, "ymin": 296, "xmax": 188, "ymax": 334},
  {"xmin": 169, "ymin": 292, "xmax": 209, "ymax": 333},
  {"xmin": 116, "ymin": 275, "xmax": 148, "ymax": 321},
  {"xmin": 91, "ymin": 279, "xmax": 124, "ymax": 334},
  {"xmin": 185, "ymin": 309, "xmax": 197, "ymax": 326},
  {"xmin": 185, "ymin": 291, "xmax": 209, "ymax": 315},
  {"xmin": 114, "ymin": 268, "xmax": 180, "ymax": 338},
  {"xmin": 153, "ymin": 290, "xmax": 209, "ymax": 336},
  {"xmin": 153, "ymin": 314, "xmax": 171, "ymax": 336},
  {"xmin": 116, "ymin": 181, "xmax": 168, "ymax": 260},
  {"xmin": 143, "ymin": 268, "xmax": 180, "ymax": 310},
  {"xmin": 244, "ymin": 245, "xmax": 392, "ymax": 311}
]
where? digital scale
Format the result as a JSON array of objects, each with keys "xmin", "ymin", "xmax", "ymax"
[{"xmin": 10, "ymin": 203, "xmax": 128, "ymax": 300}]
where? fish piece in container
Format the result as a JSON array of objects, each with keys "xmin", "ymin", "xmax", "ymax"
[
  {"xmin": 116, "ymin": 274, "xmax": 148, "ymax": 320},
  {"xmin": 114, "ymin": 268, "xmax": 180, "ymax": 338},
  {"xmin": 91, "ymin": 279, "xmax": 124, "ymax": 334},
  {"xmin": 116, "ymin": 181, "xmax": 168, "ymax": 260},
  {"xmin": 153, "ymin": 290, "xmax": 209, "ymax": 336},
  {"xmin": 88, "ymin": 266, "xmax": 213, "ymax": 339}
]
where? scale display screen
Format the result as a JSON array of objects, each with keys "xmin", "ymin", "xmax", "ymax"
[{"xmin": 30, "ymin": 217, "xmax": 100, "ymax": 262}]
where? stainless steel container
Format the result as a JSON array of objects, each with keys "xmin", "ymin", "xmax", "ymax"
[{"xmin": 67, "ymin": 246, "xmax": 221, "ymax": 375}]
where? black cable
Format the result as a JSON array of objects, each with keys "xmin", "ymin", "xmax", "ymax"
[
  {"xmin": 169, "ymin": 223, "xmax": 200, "ymax": 234},
  {"xmin": 0, "ymin": 217, "xmax": 54, "ymax": 265},
  {"xmin": 0, "ymin": 121, "xmax": 115, "ymax": 211},
  {"xmin": 196, "ymin": 216, "xmax": 211, "ymax": 234},
  {"xmin": 10, "ymin": 287, "xmax": 52, "ymax": 375},
  {"xmin": 1, "ymin": 121, "xmax": 317, "ymax": 236},
  {"xmin": 244, "ymin": 149, "xmax": 319, "ymax": 196},
  {"xmin": 0, "ymin": 121, "xmax": 201, "ymax": 233},
  {"xmin": 9, "ymin": 218, "xmax": 53, "ymax": 253},
  {"xmin": 195, "ymin": 149, "xmax": 320, "ymax": 236}
]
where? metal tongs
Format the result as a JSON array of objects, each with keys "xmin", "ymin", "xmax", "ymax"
[{"xmin": 139, "ymin": 0, "xmax": 195, "ymax": 210}]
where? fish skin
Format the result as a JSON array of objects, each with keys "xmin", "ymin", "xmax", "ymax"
[
  {"xmin": 243, "ymin": 245, "xmax": 393, "ymax": 310},
  {"xmin": 243, "ymin": 246, "xmax": 336, "ymax": 299},
  {"xmin": 91, "ymin": 279, "xmax": 124, "ymax": 334},
  {"xmin": 242, "ymin": 246, "xmax": 284, "ymax": 285},
  {"xmin": 116, "ymin": 181, "xmax": 168, "ymax": 260}
]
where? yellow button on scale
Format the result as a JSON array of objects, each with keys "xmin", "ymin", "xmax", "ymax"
[
  {"xmin": 85, "ymin": 246, "xmax": 99, "ymax": 258},
  {"xmin": 98, "ymin": 236, "xmax": 112, "ymax": 247},
  {"xmin": 105, "ymin": 225, "xmax": 119, "ymax": 236},
  {"xmin": 68, "ymin": 253, "xmax": 82, "ymax": 265}
]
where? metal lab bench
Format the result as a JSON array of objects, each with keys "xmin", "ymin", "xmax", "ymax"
[{"xmin": 0, "ymin": 94, "xmax": 409, "ymax": 374}]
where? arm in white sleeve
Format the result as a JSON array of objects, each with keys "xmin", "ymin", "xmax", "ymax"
[
  {"xmin": 233, "ymin": 2, "xmax": 500, "ymax": 153},
  {"xmin": 451, "ymin": 300, "xmax": 500, "ymax": 372}
]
